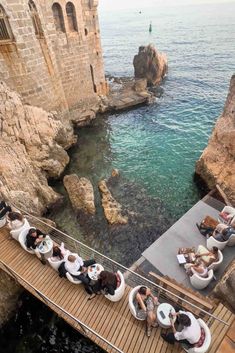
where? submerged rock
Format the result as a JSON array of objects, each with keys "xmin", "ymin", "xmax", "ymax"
[
  {"xmin": 98, "ymin": 180, "xmax": 128, "ymax": 225},
  {"xmin": 196, "ymin": 75, "xmax": 235, "ymax": 205},
  {"xmin": 63, "ymin": 174, "xmax": 95, "ymax": 215},
  {"xmin": 133, "ymin": 44, "xmax": 168, "ymax": 86}
]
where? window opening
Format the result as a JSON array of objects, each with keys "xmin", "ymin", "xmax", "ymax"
[
  {"xmin": 66, "ymin": 2, "xmax": 78, "ymax": 32},
  {"xmin": 52, "ymin": 3, "xmax": 65, "ymax": 32},
  {"xmin": 28, "ymin": 0, "xmax": 43, "ymax": 37},
  {"xmin": 0, "ymin": 5, "xmax": 13, "ymax": 42}
]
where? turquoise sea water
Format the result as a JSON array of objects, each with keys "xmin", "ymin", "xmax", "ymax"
[{"xmin": 97, "ymin": 2, "xmax": 235, "ymax": 219}]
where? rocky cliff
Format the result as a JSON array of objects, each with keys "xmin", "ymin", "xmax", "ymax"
[
  {"xmin": 0, "ymin": 81, "xmax": 77, "ymax": 214},
  {"xmin": 196, "ymin": 75, "xmax": 235, "ymax": 205},
  {"xmin": 213, "ymin": 260, "xmax": 235, "ymax": 312}
]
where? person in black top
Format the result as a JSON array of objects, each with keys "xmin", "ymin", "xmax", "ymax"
[
  {"xmin": 0, "ymin": 200, "xmax": 12, "ymax": 219},
  {"xmin": 26, "ymin": 228, "xmax": 46, "ymax": 249}
]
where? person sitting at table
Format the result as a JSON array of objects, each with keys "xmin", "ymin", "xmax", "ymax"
[
  {"xmin": 50, "ymin": 242, "xmax": 70, "ymax": 262},
  {"xmin": 134, "ymin": 286, "xmax": 159, "ymax": 337},
  {"xmin": 26, "ymin": 228, "xmax": 47, "ymax": 264},
  {"xmin": 7, "ymin": 211, "xmax": 24, "ymax": 230},
  {"xmin": 64, "ymin": 253, "xmax": 96, "ymax": 286},
  {"xmin": 184, "ymin": 261, "xmax": 208, "ymax": 278},
  {"xmin": 161, "ymin": 310, "xmax": 201, "ymax": 347},
  {"xmin": 211, "ymin": 221, "xmax": 235, "ymax": 242},
  {"xmin": 0, "ymin": 201, "xmax": 12, "ymax": 219},
  {"xmin": 92, "ymin": 270, "xmax": 119, "ymax": 295},
  {"xmin": 195, "ymin": 245, "xmax": 219, "ymax": 266}
]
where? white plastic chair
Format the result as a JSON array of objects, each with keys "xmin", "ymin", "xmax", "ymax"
[
  {"xmin": 218, "ymin": 206, "xmax": 235, "ymax": 224},
  {"xmin": 206, "ymin": 236, "xmax": 228, "ymax": 251},
  {"xmin": 66, "ymin": 272, "xmax": 82, "ymax": 284},
  {"xmin": 207, "ymin": 250, "xmax": 223, "ymax": 271},
  {"xmin": 105, "ymin": 271, "xmax": 125, "ymax": 302},
  {"xmin": 190, "ymin": 269, "xmax": 214, "ymax": 290},
  {"xmin": 227, "ymin": 234, "xmax": 235, "ymax": 247},
  {"xmin": 10, "ymin": 218, "xmax": 30, "ymax": 241},
  {"xmin": 183, "ymin": 318, "xmax": 211, "ymax": 353},
  {"xmin": 128, "ymin": 285, "xmax": 146, "ymax": 320},
  {"xmin": 0, "ymin": 216, "xmax": 7, "ymax": 228},
  {"xmin": 48, "ymin": 257, "xmax": 64, "ymax": 271},
  {"xmin": 18, "ymin": 227, "xmax": 35, "ymax": 254}
]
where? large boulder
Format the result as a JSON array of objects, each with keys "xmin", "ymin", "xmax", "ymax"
[
  {"xmin": 196, "ymin": 75, "xmax": 235, "ymax": 205},
  {"xmin": 63, "ymin": 174, "xmax": 95, "ymax": 215},
  {"xmin": 0, "ymin": 81, "xmax": 76, "ymax": 214},
  {"xmin": 133, "ymin": 44, "xmax": 168, "ymax": 86},
  {"xmin": 213, "ymin": 260, "xmax": 235, "ymax": 312},
  {"xmin": 98, "ymin": 180, "xmax": 128, "ymax": 225}
]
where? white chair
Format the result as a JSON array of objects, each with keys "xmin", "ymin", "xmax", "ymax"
[
  {"xmin": 190, "ymin": 270, "xmax": 214, "ymax": 290},
  {"xmin": 66, "ymin": 272, "xmax": 82, "ymax": 284},
  {"xmin": 128, "ymin": 285, "xmax": 146, "ymax": 320},
  {"xmin": 0, "ymin": 216, "xmax": 7, "ymax": 228},
  {"xmin": 48, "ymin": 257, "xmax": 65, "ymax": 271},
  {"xmin": 206, "ymin": 235, "xmax": 228, "ymax": 251},
  {"xmin": 10, "ymin": 218, "xmax": 30, "ymax": 241},
  {"xmin": 183, "ymin": 318, "xmax": 211, "ymax": 353},
  {"xmin": 105, "ymin": 270, "xmax": 125, "ymax": 302},
  {"xmin": 218, "ymin": 206, "xmax": 235, "ymax": 224},
  {"xmin": 18, "ymin": 227, "xmax": 35, "ymax": 254},
  {"xmin": 227, "ymin": 234, "xmax": 235, "ymax": 247},
  {"xmin": 207, "ymin": 250, "xmax": 223, "ymax": 271}
]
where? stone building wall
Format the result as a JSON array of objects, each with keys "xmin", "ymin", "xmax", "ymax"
[{"xmin": 0, "ymin": 0, "xmax": 107, "ymax": 115}]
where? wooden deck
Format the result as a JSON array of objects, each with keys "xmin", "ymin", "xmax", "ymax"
[{"xmin": 0, "ymin": 226, "xmax": 234, "ymax": 353}]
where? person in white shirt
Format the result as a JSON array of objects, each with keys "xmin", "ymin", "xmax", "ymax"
[
  {"xmin": 64, "ymin": 253, "xmax": 96, "ymax": 286},
  {"xmin": 161, "ymin": 310, "xmax": 201, "ymax": 347},
  {"xmin": 7, "ymin": 211, "xmax": 24, "ymax": 230}
]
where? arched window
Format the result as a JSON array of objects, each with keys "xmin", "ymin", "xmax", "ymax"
[
  {"xmin": 0, "ymin": 5, "xmax": 13, "ymax": 42},
  {"xmin": 66, "ymin": 2, "xmax": 77, "ymax": 32},
  {"xmin": 52, "ymin": 3, "xmax": 65, "ymax": 32},
  {"xmin": 28, "ymin": 0, "xmax": 43, "ymax": 37}
]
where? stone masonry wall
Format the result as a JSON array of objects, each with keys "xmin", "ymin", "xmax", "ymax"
[{"xmin": 0, "ymin": 0, "xmax": 107, "ymax": 115}]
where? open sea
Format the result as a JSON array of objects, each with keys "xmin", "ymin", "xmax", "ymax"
[{"xmin": 1, "ymin": 2, "xmax": 235, "ymax": 352}]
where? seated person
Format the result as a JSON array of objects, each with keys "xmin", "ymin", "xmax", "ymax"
[
  {"xmin": 219, "ymin": 210, "xmax": 234, "ymax": 224},
  {"xmin": 92, "ymin": 270, "xmax": 119, "ymax": 295},
  {"xmin": 211, "ymin": 221, "xmax": 235, "ymax": 242},
  {"xmin": 7, "ymin": 212, "xmax": 24, "ymax": 230},
  {"xmin": 134, "ymin": 286, "xmax": 159, "ymax": 337},
  {"xmin": 26, "ymin": 228, "xmax": 47, "ymax": 264},
  {"xmin": 64, "ymin": 253, "xmax": 96, "ymax": 286},
  {"xmin": 0, "ymin": 201, "xmax": 12, "ymax": 219},
  {"xmin": 50, "ymin": 242, "xmax": 69, "ymax": 262},
  {"xmin": 184, "ymin": 261, "xmax": 208, "ymax": 278},
  {"xmin": 26, "ymin": 228, "xmax": 46, "ymax": 249},
  {"xmin": 196, "ymin": 245, "xmax": 219, "ymax": 266},
  {"xmin": 161, "ymin": 310, "xmax": 201, "ymax": 347}
]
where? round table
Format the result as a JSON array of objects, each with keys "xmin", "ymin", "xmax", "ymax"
[
  {"xmin": 157, "ymin": 303, "xmax": 176, "ymax": 328},
  {"xmin": 38, "ymin": 236, "xmax": 53, "ymax": 259},
  {"xmin": 87, "ymin": 264, "xmax": 104, "ymax": 281}
]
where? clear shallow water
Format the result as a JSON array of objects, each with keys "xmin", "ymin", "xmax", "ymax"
[{"xmin": 98, "ymin": 2, "xmax": 235, "ymax": 218}]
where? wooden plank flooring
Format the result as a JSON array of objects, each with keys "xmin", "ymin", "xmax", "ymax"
[{"xmin": 0, "ymin": 226, "xmax": 234, "ymax": 353}]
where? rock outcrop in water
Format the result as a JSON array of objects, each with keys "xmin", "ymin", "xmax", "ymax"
[
  {"xmin": 98, "ymin": 180, "xmax": 128, "ymax": 225},
  {"xmin": 63, "ymin": 174, "xmax": 96, "ymax": 215},
  {"xmin": 196, "ymin": 75, "xmax": 235, "ymax": 205},
  {"xmin": 0, "ymin": 81, "xmax": 76, "ymax": 214},
  {"xmin": 133, "ymin": 44, "xmax": 168, "ymax": 86}
]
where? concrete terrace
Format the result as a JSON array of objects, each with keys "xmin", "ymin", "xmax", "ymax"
[{"xmin": 142, "ymin": 196, "xmax": 234, "ymax": 294}]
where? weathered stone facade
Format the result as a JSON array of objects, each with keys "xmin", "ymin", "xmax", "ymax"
[{"xmin": 0, "ymin": 0, "xmax": 107, "ymax": 116}]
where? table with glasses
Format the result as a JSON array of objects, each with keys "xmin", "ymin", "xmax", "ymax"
[{"xmin": 87, "ymin": 263, "xmax": 104, "ymax": 281}]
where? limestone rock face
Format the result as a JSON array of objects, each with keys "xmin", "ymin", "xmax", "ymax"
[
  {"xmin": 213, "ymin": 260, "xmax": 235, "ymax": 312},
  {"xmin": 133, "ymin": 44, "xmax": 168, "ymax": 86},
  {"xmin": 63, "ymin": 174, "xmax": 95, "ymax": 215},
  {"xmin": 98, "ymin": 180, "xmax": 128, "ymax": 225},
  {"xmin": 196, "ymin": 75, "xmax": 235, "ymax": 205},
  {"xmin": 0, "ymin": 81, "xmax": 77, "ymax": 214},
  {"xmin": 0, "ymin": 270, "xmax": 21, "ymax": 327}
]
